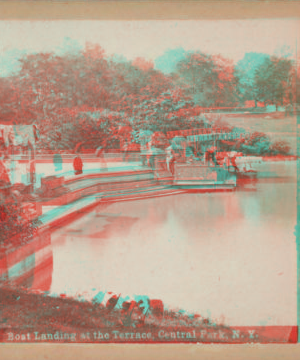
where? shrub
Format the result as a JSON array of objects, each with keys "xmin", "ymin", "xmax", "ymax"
[
  {"xmin": 0, "ymin": 192, "xmax": 40, "ymax": 247},
  {"xmin": 269, "ymin": 140, "xmax": 291, "ymax": 155}
]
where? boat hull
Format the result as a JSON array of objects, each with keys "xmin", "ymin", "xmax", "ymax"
[{"xmin": 172, "ymin": 163, "xmax": 237, "ymax": 190}]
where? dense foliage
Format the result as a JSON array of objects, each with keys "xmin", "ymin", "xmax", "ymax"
[
  {"xmin": 219, "ymin": 132, "xmax": 291, "ymax": 156},
  {"xmin": 0, "ymin": 192, "xmax": 40, "ymax": 246},
  {"xmin": 0, "ymin": 44, "xmax": 297, "ymax": 154}
]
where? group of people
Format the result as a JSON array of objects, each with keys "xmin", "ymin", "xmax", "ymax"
[
  {"xmin": 144, "ymin": 144, "xmax": 200, "ymax": 175},
  {"xmin": 66, "ymin": 141, "xmax": 241, "ymax": 177},
  {"xmin": 145, "ymin": 143, "xmax": 242, "ymax": 177}
]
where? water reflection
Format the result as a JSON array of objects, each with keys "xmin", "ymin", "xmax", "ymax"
[
  {"xmin": 3, "ymin": 161, "xmax": 297, "ymax": 327},
  {"xmin": 49, "ymin": 165, "xmax": 296, "ymax": 326}
]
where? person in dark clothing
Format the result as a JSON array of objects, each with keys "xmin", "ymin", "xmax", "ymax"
[
  {"xmin": 53, "ymin": 153, "xmax": 63, "ymax": 172},
  {"xmin": 204, "ymin": 150, "xmax": 210, "ymax": 165},
  {"xmin": 73, "ymin": 155, "xmax": 83, "ymax": 175},
  {"xmin": 169, "ymin": 157, "xmax": 175, "ymax": 175},
  {"xmin": 149, "ymin": 154, "xmax": 155, "ymax": 170},
  {"xmin": 211, "ymin": 151, "xmax": 218, "ymax": 167},
  {"xmin": 230, "ymin": 155, "xmax": 239, "ymax": 172}
]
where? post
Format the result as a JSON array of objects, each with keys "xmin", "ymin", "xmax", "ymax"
[
  {"xmin": 28, "ymin": 140, "xmax": 36, "ymax": 193},
  {"xmin": 10, "ymin": 142, "xmax": 16, "ymax": 185}
]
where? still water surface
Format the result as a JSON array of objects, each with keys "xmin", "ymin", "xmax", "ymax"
[{"xmin": 46, "ymin": 162, "xmax": 297, "ymax": 326}]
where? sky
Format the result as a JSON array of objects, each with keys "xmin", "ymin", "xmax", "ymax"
[{"xmin": 0, "ymin": 19, "xmax": 299, "ymax": 76}]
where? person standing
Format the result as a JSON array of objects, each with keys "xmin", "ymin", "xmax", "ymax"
[
  {"xmin": 223, "ymin": 155, "xmax": 231, "ymax": 170},
  {"xmin": 211, "ymin": 150, "xmax": 218, "ymax": 167},
  {"xmin": 73, "ymin": 155, "xmax": 83, "ymax": 175},
  {"xmin": 146, "ymin": 141, "xmax": 153, "ymax": 168},
  {"xmin": 123, "ymin": 139, "xmax": 131, "ymax": 163},
  {"xmin": 169, "ymin": 156, "xmax": 175, "ymax": 176},
  {"xmin": 95, "ymin": 146, "xmax": 108, "ymax": 172},
  {"xmin": 230, "ymin": 154, "xmax": 239, "ymax": 172},
  {"xmin": 53, "ymin": 153, "xmax": 63, "ymax": 173},
  {"xmin": 73, "ymin": 142, "xmax": 84, "ymax": 176},
  {"xmin": 204, "ymin": 150, "xmax": 210, "ymax": 165},
  {"xmin": 29, "ymin": 159, "xmax": 36, "ymax": 191},
  {"xmin": 140, "ymin": 144, "xmax": 148, "ymax": 166},
  {"xmin": 165, "ymin": 145, "xmax": 174, "ymax": 172}
]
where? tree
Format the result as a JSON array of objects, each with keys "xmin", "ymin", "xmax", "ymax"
[
  {"xmin": 14, "ymin": 46, "xmax": 114, "ymax": 124},
  {"xmin": 36, "ymin": 109, "xmax": 128, "ymax": 152},
  {"xmin": 211, "ymin": 54, "xmax": 241, "ymax": 106},
  {"xmin": 239, "ymin": 132, "xmax": 271, "ymax": 155},
  {"xmin": 0, "ymin": 77, "xmax": 18, "ymax": 122},
  {"xmin": 132, "ymin": 57, "xmax": 154, "ymax": 72},
  {"xmin": 236, "ymin": 52, "xmax": 270, "ymax": 107},
  {"xmin": 0, "ymin": 43, "xmax": 173, "ymax": 130},
  {"xmin": 175, "ymin": 52, "xmax": 240, "ymax": 107},
  {"xmin": 176, "ymin": 52, "xmax": 217, "ymax": 106},
  {"xmin": 109, "ymin": 59, "xmax": 172, "ymax": 113},
  {"xmin": 128, "ymin": 88, "xmax": 200, "ymax": 133},
  {"xmin": 254, "ymin": 56, "xmax": 293, "ymax": 110},
  {"xmin": 0, "ymin": 191, "xmax": 40, "ymax": 246},
  {"xmin": 154, "ymin": 47, "xmax": 187, "ymax": 74},
  {"xmin": 269, "ymin": 140, "xmax": 291, "ymax": 155}
]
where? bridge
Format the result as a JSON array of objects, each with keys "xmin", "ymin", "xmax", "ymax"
[
  {"xmin": 186, "ymin": 131, "xmax": 247, "ymax": 143},
  {"xmin": 166, "ymin": 127, "xmax": 247, "ymax": 140},
  {"xmin": 166, "ymin": 127, "xmax": 248, "ymax": 154}
]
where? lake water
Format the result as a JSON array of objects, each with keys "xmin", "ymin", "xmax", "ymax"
[{"xmin": 44, "ymin": 161, "xmax": 297, "ymax": 327}]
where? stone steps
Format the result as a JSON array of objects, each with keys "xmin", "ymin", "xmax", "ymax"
[
  {"xmin": 38, "ymin": 184, "xmax": 183, "ymax": 232},
  {"xmin": 37, "ymin": 170, "xmax": 157, "ymax": 205},
  {"xmin": 100, "ymin": 184, "xmax": 179, "ymax": 202}
]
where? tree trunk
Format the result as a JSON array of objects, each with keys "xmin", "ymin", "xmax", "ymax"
[{"xmin": 254, "ymin": 99, "xmax": 257, "ymax": 108}]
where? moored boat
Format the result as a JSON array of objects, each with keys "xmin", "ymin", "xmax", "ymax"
[{"xmin": 172, "ymin": 162, "xmax": 237, "ymax": 190}]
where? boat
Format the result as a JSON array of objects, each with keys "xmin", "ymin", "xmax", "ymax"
[
  {"xmin": 147, "ymin": 142, "xmax": 237, "ymax": 191},
  {"xmin": 172, "ymin": 161, "xmax": 237, "ymax": 191}
]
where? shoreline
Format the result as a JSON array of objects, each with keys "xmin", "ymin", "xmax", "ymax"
[
  {"xmin": 0, "ymin": 286, "xmax": 295, "ymax": 344},
  {"xmin": 0, "ymin": 157, "xmax": 297, "ymax": 344},
  {"xmin": 0, "ymin": 156, "xmax": 296, "ymax": 255}
]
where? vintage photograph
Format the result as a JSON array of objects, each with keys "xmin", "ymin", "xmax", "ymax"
[{"xmin": 0, "ymin": 19, "xmax": 298, "ymax": 344}]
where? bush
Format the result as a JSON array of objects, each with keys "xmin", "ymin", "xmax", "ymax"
[
  {"xmin": 269, "ymin": 140, "xmax": 291, "ymax": 155},
  {"xmin": 219, "ymin": 132, "xmax": 290, "ymax": 157},
  {"xmin": 0, "ymin": 193, "xmax": 40, "ymax": 247},
  {"xmin": 239, "ymin": 132, "xmax": 271, "ymax": 155}
]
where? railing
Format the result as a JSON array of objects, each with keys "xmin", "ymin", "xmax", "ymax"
[
  {"xmin": 166, "ymin": 127, "xmax": 230, "ymax": 139},
  {"xmin": 187, "ymin": 132, "xmax": 247, "ymax": 142},
  {"xmin": 3, "ymin": 151, "xmax": 142, "ymax": 162}
]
